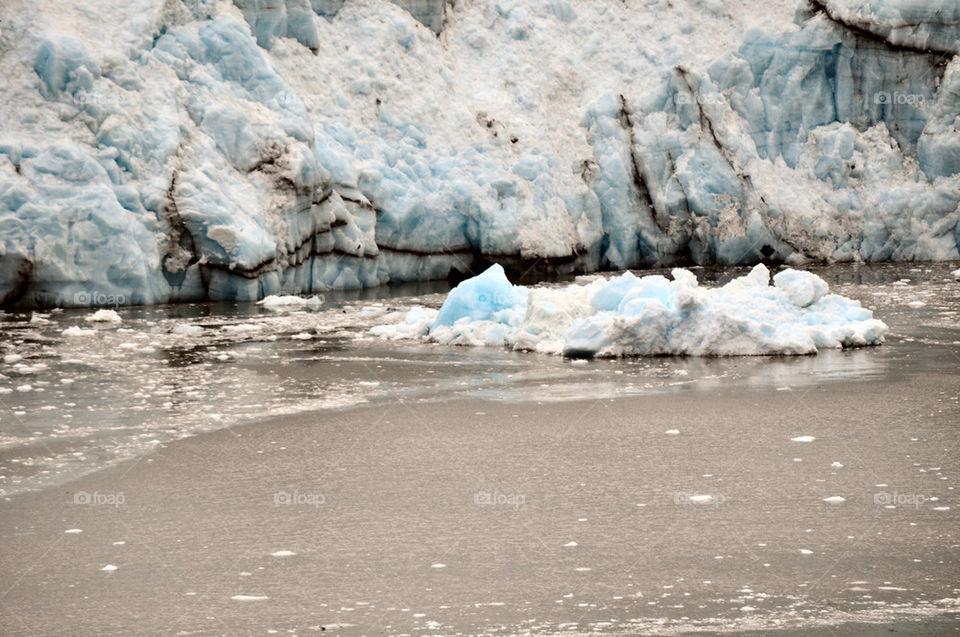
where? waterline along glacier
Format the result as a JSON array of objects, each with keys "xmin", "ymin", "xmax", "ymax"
[{"xmin": 1, "ymin": 0, "xmax": 959, "ymax": 308}]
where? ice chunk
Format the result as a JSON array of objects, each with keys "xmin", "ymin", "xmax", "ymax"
[
  {"xmin": 258, "ymin": 295, "xmax": 323, "ymax": 310},
  {"xmin": 62, "ymin": 326, "xmax": 96, "ymax": 337},
  {"xmin": 773, "ymin": 270, "xmax": 829, "ymax": 308},
  {"xmin": 374, "ymin": 264, "xmax": 888, "ymax": 358},
  {"xmin": 432, "ymin": 264, "xmax": 528, "ymax": 327},
  {"xmin": 84, "ymin": 309, "xmax": 122, "ymax": 323}
]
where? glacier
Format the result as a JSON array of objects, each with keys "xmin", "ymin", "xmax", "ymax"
[
  {"xmin": 371, "ymin": 263, "xmax": 889, "ymax": 357},
  {"xmin": 0, "ymin": 0, "xmax": 958, "ymax": 308}
]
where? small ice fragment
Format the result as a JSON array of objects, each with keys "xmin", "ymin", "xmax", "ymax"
[
  {"xmin": 906, "ymin": 301, "xmax": 926, "ymax": 308},
  {"xmin": 689, "ymin": 495, "xmax": 714, "ymax": 504},
  {"xmin": 563, "ymin": 541, "xmax": 578, "ymax": 547},
  {"xmin": 3, "ymin": 354, "xmax": 23, "ymax": 364},
  {"xmin": 431, "ymin": 563, "xmax": 446, "ymax": 568},
  {"xmin": 932, "ymin": 506, "xmax": 950, "ymax": 511},
  {"xmin": 171, "ymin": 324, "xmax": 203, "ymax": 336},
  {"xmin": 100, "ymin": 564, "xmax": 118, "ymax": 571},
  {"xmin": 574, "ymin": 567, "xmax": 592, "ymax": 572},
  {"xmin": 270, "ymin": 550, "xmax": 295, "ymax": 557},
  {"xmin": 831, "ymin": 462, "xmax": 844, "ymax": 468},
  {"xmin": 823, "ymin": 496, "xmax": 846, "ymax": 503},
  {"xmin": 231, "ymin": 595, "xmax": 269, "ymax": 601},
  {"xmin": 85, "ymin": 309, "xmax": 122, "ymax": 323},
  {"xmin": 665, "ymin": 429, "xmax": 680, "ymax": 435},
  {"xmin": 791, "ymin": 435, "xmax": 816, "ymax": 442},
  {"xmin": 112, "ymin": 541, "xmax": 125, "ymax": 545},
  {"xmin": 740, "ymin": 606, "xmax": 756, "ymax": 612},
  {"xmin": 65, "ymin": 529, "xmax": 82, "ymax": 534},
  {"xmin": 258, "ymin": 295, "xmax": 321, "ymax": 310},
  {"xmin": 799, "ymin": 549, "xmax": 813, "ymax": 555},
  {"xmin": 290, "ymin": 332, "xmax": 313, "ymax": 340},
  {"xmin": 62, "ymin": 326, "xmax": 96, "ymax": 337}
]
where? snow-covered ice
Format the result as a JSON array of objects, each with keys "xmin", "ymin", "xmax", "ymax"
[
  {"xmin": 372, "ymin": 263, "xmax": 888, "ymax": 358},
  {"xmin": 1, "ymin": 0, "xmax": 958, "ymax": 308}
]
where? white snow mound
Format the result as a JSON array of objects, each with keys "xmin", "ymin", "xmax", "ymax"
[{"xmin": 372, "ymin": 264, "xmax": 888, "ymax": 358}]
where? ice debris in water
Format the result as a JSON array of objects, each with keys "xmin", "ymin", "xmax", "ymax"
[
  {"xmin": 171, "ymin": 324, "xmax": 203, "ymax": 336},
  {"xmin": 62, "ymin": 326, "xmax": 96, "ymax": 337},
  {"xmin": 257, "ymin": 295, "xmax": 323, "ymax": 310},
  {"xmin": 84, "ymin": 309, "xmax": 122, "ymax": 323},
  {"xmin": 373, "ymin": 264, "xmax": 888, "ymax": 358}
]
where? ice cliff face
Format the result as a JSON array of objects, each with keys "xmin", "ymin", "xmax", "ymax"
[{"xmin": 0, "ymin": 0, "xmax": 958, "ymax": 308}]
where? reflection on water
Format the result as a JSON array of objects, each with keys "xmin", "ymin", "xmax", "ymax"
[{"xmin": 0, "ymin": 262, "xmax": 958, "ymax": 497}]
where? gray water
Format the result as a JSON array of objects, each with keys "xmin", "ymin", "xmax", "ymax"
[
  {"xmin": 0, "ymin": 262, "xmax": 958, "ymax": 499},
  {"xmin": 0, "ymin": 262, "xmax": 959, "ymax": 636}
]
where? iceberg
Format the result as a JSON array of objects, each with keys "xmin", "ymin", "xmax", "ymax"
[
  {"xmin": 371, "ymin": 263, "xmax": 888, "ymax": 358},
  {"xmin": 1, "ymin": 0, "xmax": 958, "ymax": 308}
]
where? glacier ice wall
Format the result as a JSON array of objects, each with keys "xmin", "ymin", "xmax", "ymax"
[{"xmin": 0, "ymin": 0, "xmax": 958, "ymax": 308}]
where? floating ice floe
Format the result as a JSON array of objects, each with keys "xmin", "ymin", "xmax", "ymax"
[
  {"xmin": 257, "ymin": 295, "xmax": 324, "ymax": 310},
  {"xmin": 84, "ymin": 309, "xmax": 122, "ymax": 323},
  {"xmin": 372, "ymin": 264, "xmax": 888, "ymax": 358},
  {"xmin": 171, "ymin": 324, "xmax": 203, "ymax": 336},
  {"xmin": 62, "ymin": 326, "xmax": 96, "ymax": 337}
]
